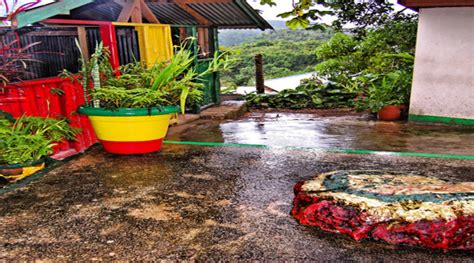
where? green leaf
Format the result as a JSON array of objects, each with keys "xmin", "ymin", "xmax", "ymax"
[
  {"xmin": 259, "ymin": 0, "xmax": 276, "ymax": 6},
  {"xmin": 180, "ymin": 86, "xmax": 189, "ymax": 114},
  {"xmin": 286, "ymin": 17, "xmax": 310, "ymax": 30}
]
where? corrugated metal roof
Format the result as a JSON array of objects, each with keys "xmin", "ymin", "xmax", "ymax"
[
  {"xmin": 147, "ymin": 3, "xmax": 199, "ymax": 25},
  {"xmin": 190, "ymin": 2, "xmax": 252, "ymax": 26},
  {"xmin": 53, "ymin": 0, "xmax": 272, "ymax": 30},
  {"xmin": 68, "ymin": 1, "xmax": 122, "ymax": 21}
]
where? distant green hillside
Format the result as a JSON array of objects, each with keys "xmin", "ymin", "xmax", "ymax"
[
  {"xmin": 218, "ymin": 29, "xmax": 262, "ymax": 47},
  {"xmin": 220, "ymin": 26, "xmax": 333, "ymax": 86},
  {"xmin": 219, "ymin": 20, "xmax": 303, "ymax": 46}
]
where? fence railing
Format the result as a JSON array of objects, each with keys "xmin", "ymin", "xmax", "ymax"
[
  {"xmin": 0, "ymin": 77, "xmax": 98, "ymax": 159},
  {"xmin": 0, "ymin": 21, "xmax": 223, "ymax": 159}
]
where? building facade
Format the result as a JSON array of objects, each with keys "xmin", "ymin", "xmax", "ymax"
[{"xmin": 399, "ymin": 0, "xmax": 474, "ymax": 125}]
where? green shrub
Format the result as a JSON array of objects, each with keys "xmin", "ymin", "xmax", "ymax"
[
  {"xmin": 315, "ymin": 19, "xmax": 416, "ymax": 87},
  {"xmin": 245, "ymin": 76, "xmax": 356, "ymax": 109},
  {"xmin": 0, "ymin": 115, "xmax": 80, "ymax": 165},
  {"xmin": 312, "ymin": 19, "xmax": 417, "ymax": 112},
  {"xmin": 355, "ymin": 69, "xmax": 413, "ymax": 113}
]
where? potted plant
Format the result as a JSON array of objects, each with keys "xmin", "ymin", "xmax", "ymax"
[
  {"xmin": 360, "ymin": 70, "xmax": 411, "ymax": 121},
  {"xmin": 69, "ymin": 41, "xmax": 227, "ymax": 154},
  {"xmin": 0, "ymin": 113, "xmax": 80, "ymax": 182},
  {"xmin": 0, "ymin": 40, "xmax": 78, "ymax": 184}
]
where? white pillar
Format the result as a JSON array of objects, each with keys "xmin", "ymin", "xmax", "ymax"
[{"xmin": 409, "ymin": 7, "xmax": 474, "ymax": 125}]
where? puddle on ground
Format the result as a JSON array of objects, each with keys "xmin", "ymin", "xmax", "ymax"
[{"xmin": 168, "ymin": 113, "xmax": 474, "ymax": 155}]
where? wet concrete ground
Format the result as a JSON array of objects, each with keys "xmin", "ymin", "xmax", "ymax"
[
  {"xmin": 168, "ymin": 112, "xmax": 474, "ymax": 155},
  {"xmin": 1, "ymin": 112, "xmax": 474, "ymax": 260},
  {"xmin": 1, "ymin": 144, "xmax": 473, "ymax": 261}
]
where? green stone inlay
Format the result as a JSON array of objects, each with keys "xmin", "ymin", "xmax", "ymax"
[
  {"xmin": 319, "ymin": 170, "xmax": 473, "ymax": 204},
  {"xmin": 409, "ymin": 114, "xmax": 474, "ymax": 126},
  {"xmin": 78, "ymin": 106, "xmax": 180, "ymax": 117},
  {"xmin": 163, "ymin": 141, "xmax": 474, "ymax": 160}
]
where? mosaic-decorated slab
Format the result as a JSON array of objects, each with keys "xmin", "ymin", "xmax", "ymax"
[{"xmin": 292, "ymin": 170, "xmax": 474, "ymax": 250}]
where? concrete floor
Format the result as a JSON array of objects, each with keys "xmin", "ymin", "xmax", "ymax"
[
  {"xmin": 1, "ymin": 112, "xmax": 473, "ymax": 261},
  {"xmin": 1, "ymin": 145, "xmax": 473, "ymax": 261}
]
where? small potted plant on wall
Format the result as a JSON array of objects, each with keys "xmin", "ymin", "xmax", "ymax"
[
  {"xmin": 68, "ymin": 41, "xmax": 227, "ymax": 154},
  {"xmin": 0, "ymin": 113, "xmax": 79, "ymax": 182}
]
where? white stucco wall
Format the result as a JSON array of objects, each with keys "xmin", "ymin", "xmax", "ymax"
[{"xmin": 410, "ymin": 7, "xmax": 474, "ymax": 119}]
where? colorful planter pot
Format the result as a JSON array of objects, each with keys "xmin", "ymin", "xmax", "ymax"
[
  {"xmin": 78, "ymin": 106, "xmax": 180, "ymax": 154},
  {"xmin": 0, "ymin": 159, "xmax": 46, "ymax": 182}
]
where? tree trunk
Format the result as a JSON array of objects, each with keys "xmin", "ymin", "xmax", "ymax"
[{"xmin": 255, "ymin": 54, "xmax": 264, "ymax": 94}]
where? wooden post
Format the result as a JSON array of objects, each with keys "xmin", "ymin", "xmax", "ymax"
[
  {"xmin": 255, "ymin": 54, "xmax": 264, "ymax": 94},
  {"xmin": 197, "ymin": 27, "xmax": 209, "ymax": 57},
  {"xmin": 212, "ymin": 27, "xmax": 221, "ymax": 104},
  {"xmin": 99, "ymin": 24, "xmax": 120, "ymax": 72},
  {"xmin": 191, "ymin": 27, "xmax": 198, "ymax": 65},
  {"xmin": 114, "ymin": 0, "xmax": 160, "ymax": 23},
  {"xmin": 203, "ymin": 27, "xmax": 210, "ymax": 56},
  {"xmin": 77, "ymin": 26, "xmax": 89, "ymax": 63},
  {"xmin": 179, "ymin": 28, "xmax": 187, "ymax": 43},
  {"xmin": 130, "ymin": 1, "xmax": 143, "ymax": 23}
]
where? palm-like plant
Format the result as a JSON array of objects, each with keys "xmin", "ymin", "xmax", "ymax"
[
  {"xmin": 60, "ymin": 40, "xmax": 111, "ymax": 104},
  {"xmin": 65, "ymin": 38, "xmax": 229, "ymax": 113}
]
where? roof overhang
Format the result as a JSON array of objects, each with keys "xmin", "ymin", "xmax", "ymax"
[
  {"xmin": 11, "ymin": 0, "xmax": 94, "ymax": 28},
  {"xmin": 398, "ymin": 0, "xmax": 474, "ymax": 11},
  {"xmin": 11, "ymin": 0, "xmax": 272, "ymax": 30}
]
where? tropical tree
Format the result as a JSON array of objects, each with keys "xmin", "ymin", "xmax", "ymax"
[{"xmin": 259, "ymin": 0, "xmax": 416, "ymax": 36}]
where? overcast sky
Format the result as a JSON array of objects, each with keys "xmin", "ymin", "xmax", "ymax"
[
  {"xmin": 1, "ymin": 0, "xmax": 53, "ymax": 17},
  {"xmin": 247, "ymin": 0, "xmax": 412, "ymax": 22}
]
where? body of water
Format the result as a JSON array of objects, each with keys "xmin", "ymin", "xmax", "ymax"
[{"xmin": 234, "ymin": 72, "xmax": 316, "ymax": 95}]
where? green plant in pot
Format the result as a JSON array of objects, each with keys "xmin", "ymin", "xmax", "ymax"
[
  {"xmin": 69, "ymin": 40, "xmax": 228, "ymax": 154},
  {"xmin": 0, "ymin": 40, "xmax": 79, "ymax": 184},
  {"xmin": 0, "ymin": 113, "xmax": 80, "ymax": 182},
  {"xmin": 355, "ymin": 69, "xmax": 411, "ymax": 121}
]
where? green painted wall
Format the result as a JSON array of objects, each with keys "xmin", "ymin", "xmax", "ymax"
[{"xmin": 409, "ymin": 114, "xmax": 474, "ymax": 126}]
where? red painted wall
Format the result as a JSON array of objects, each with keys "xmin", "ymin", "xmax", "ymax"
[
  {"xmin": 0, "ymin": 77, "xmax": 98, "ymax": 159},
  {"xmin": 0, "ymin": 21, "xmax": 122, "ymax": 159}
]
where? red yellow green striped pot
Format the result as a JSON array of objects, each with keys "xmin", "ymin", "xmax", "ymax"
[
  {"xmin": 78, "ymin": 106, "xmax": 180, "ymax": 154},
  {"xmin": 0, "ymin": 159, "xmax": 46, "ymax": 182}
]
